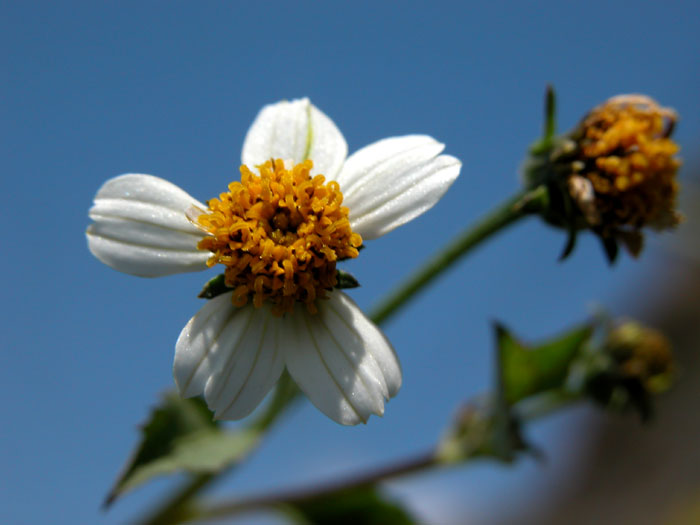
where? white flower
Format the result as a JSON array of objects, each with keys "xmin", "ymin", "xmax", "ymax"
[{"xmin": 87, "ymin": 98, "xmax": 461, "ymax": 425}]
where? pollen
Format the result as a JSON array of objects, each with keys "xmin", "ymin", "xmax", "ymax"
[
  {"xmin": 574, "ymin": 94, "xmax": 681, "ymax": 231},
  {"xmin": 193, "ymin": 159, "xmax": 362, "ymax": 315}
]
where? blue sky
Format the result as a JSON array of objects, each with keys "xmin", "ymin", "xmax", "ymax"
[{"xmin": 2, "ymin": 1, "xmax": 699, "ymax": 523}]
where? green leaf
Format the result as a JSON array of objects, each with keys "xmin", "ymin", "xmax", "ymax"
[
  {"xmin": 496, "ymin": 322, "xmax": 593, "ymax": 406},
  {"xmin": 287, "ymin": 487, "xmax": 416, "ymax": 525},
  {"xmin": 106, "ymin": 375, "xmax": 300, "ymax": 508},
  {"xmin": 105, "ymin": 393, "xmax": 259, "ymax": 507}
]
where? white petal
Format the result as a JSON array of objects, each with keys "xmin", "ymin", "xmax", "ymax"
[
  {"xmin": 87, "ymin": 174, "xmax": 210, "ymax": 277},
  {"xmin": 174, "ymin": 292, "xmax": 251, "ymax": 397},
  {"xmin": 284, "ymin": 291, "xmax": 401, "ymax": 425},
  {"xmin": 174, "ymin": 294, "xmax": 284, "ymax": 420},
  {"xmin": 241, "ymin": 98, "xmax": 348, "ymax": 178},
  {"xmin": 336, "ymin": 135, "xmax": 462, "ymax": 240}
]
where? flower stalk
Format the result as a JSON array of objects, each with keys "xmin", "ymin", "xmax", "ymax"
[{"xmin": 189, "ymin": 387, "xmax": 580, "ymax": 523}]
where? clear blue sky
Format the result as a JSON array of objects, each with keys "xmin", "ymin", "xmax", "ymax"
[{"xmin": 2, "ymin": 1, "xmax": 699, "ymax": 523}]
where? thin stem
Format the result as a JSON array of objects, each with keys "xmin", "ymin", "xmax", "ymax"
[
  {"xmin": 199, "ymin": 451, "xmax": 437, "ymax": 520},
  {"xmin": 197, "ymin": 386, "xmax": 577, "ymax": 522},
  {"xmin": 370, "ymin": 185, "xmax": 548, "ymax": 325},
  {"xmin": 139, "ymin": 473, "xmax": 214, "ymax": 525}
]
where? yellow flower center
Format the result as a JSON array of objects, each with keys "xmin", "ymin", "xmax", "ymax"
[
  {"xmin": 576, "ymin": 95, "xmax": 681, "ymax": 230},
  {"xmin": 195, "ymin": 159, "xmax": 362, "ymax": 315}
]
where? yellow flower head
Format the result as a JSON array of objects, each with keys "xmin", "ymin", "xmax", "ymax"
[{"xmin": 191, "ymin": 159, "xmax": 362, "ymax": 316}]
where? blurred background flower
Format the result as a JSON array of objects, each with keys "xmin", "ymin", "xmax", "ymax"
[{"xmin": 2, "ymin": 2, "xmax": 698, "ymax": 524}]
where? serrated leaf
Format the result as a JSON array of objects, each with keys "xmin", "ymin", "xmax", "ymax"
[
  {"xmin": 105, "ymin": 384, "xmax": 292, "ymax": 508},
  {"xmin": 287, "ymin": 487, "xmax": 416, "ymax": 525},
  {"xmin": 496, "ymin": 322, "xmax": 593, "ymax": 405}
]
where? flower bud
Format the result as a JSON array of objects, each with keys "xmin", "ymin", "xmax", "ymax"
[
  {"xmin": 604, "ymin": 320, "xmax": 674, "ymax": 393},
  {"xmin": 584, "ymin": 319, "xmax": 674, "ymax": 420}
]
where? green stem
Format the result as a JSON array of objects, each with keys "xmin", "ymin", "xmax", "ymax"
[
  {"xmin": 197, "ymin": 451, "xmax": 437, "ymax": 521},
  {"xmin": 138, "ymin": 473, "xmax": 214, "ymax": 525},
  {"xmin": 370, "ymin": 185, "xmax": 548, "ymax": 325},
  {"xmin": 195, "ymin": 388, "xmax": 577, "ymax": 522}
]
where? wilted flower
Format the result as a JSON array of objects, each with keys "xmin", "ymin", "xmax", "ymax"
[
  {"xmin": 87, "ymin": 98, "xmax": 461, "ymax": 425},
  {"xmin": 525, "ymin": 93, "xmax": 681, "ymax": 261}
]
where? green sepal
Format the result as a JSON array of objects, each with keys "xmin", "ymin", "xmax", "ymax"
[
  {"xmin": 559, "ymin": 227, "xmax": 578, "ymax": 261},
  {"xmin": 496, "ymin": 322, "xmax": 593, "ymax": 406},
  {"xmin": 285, "ymin": 487, "xmax": 416, "ymax": 525},
  {"xmin": 336, "ymin": 269, "xmax": 360, "ymax": 289},
  {"xmin": 198, "ymin": 274, "xmax": 230, "ymax": 299},
  {"xmin": 585, "ymin": 372, "xmax": 654, "ymax": 422},
  {"xmin": 529, "ymin": 85, "xmax": 558, "ymax": 155},
  {"xmin": 200, "ymin": 269, "xmax": 361, "ymax": 299},
  {"xmin": 600, "ymin": 235, "xmax": 620, "ymax": 265}
]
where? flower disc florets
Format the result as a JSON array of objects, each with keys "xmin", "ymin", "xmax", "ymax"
[
  {"xmin": 524, "ymin": 93, "xmax": 682, "ymax": 260},
  {"xmin": 569, "ymin": 95, "xmax": 681, "ymax": 235},
  {"xmin": 193, "ymin": 159, "xmax": 362, "ymax": 315}
]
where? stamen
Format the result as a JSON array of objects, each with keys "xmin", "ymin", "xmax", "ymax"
[{"xmin": 196, "ymin": 159, "xmax": 362, "ymax": 315}]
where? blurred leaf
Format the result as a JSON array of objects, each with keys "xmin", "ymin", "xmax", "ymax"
[
  {"xmin": 105, "ymin": 393, "xmax": 257, "ymax": 507},
  {"xmin": 437, "ymin": 397, "xmax": 503, "ymax": 464},
  {"xmin": 496, "ymin": 322, "xmax": 593, "ymax": 405},
  {"xmin": 287, "ymin": 487, "xmax": 416, "ymax": 525}
]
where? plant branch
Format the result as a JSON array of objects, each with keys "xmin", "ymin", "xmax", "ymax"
[{"xmin": 196, "ymin": 387, "xmax": 579, "ymax": 522}]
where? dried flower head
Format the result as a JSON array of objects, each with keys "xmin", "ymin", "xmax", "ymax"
[
  {"xmin": 525, "ymin": 91, "xmax": 682, "ymax": 262},
  {"xmin": 568, "ymin": 95, "xmax": 681, "ymax": 255}
]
